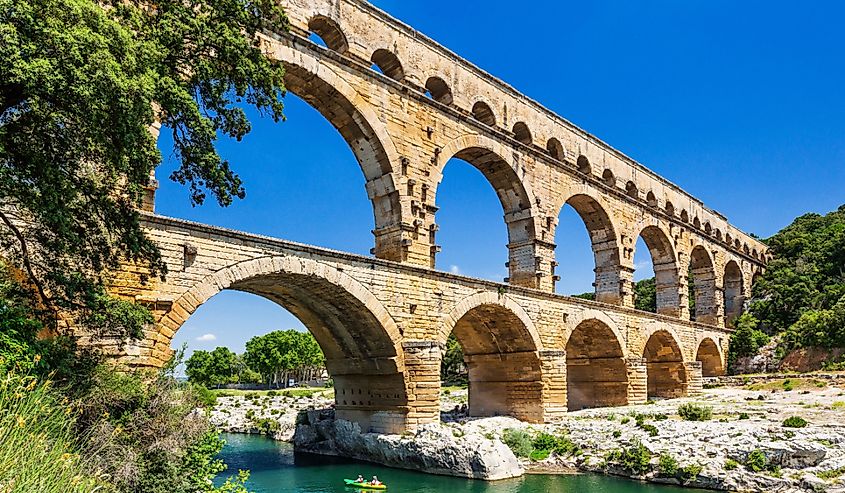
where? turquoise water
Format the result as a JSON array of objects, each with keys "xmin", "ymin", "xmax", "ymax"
[{"xmin": 216, "ymin": 433, "xmax": 704, "ymax": 493}]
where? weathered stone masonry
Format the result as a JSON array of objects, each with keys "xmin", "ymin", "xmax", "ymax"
[{"xmin": 112, "ymin": 0, "xmax": 769, "ymax": 433}]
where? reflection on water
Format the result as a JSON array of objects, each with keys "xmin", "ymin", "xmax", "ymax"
[{"xmin": 216, "ymin": 433, "xmax": 704, "ymax": 493}]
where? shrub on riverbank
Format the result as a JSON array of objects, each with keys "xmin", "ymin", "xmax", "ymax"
[
  {"xmin": 677, "ymin": 403, "xmax": 713, "ymax": 421},
  {"xmin": 605, "ymin": 441, "xmax": 652, "ymax": 475}
]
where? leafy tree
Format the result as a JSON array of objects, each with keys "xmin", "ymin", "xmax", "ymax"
[
  {"xmin": 440, "ymin": 333, "xmax": 467, "ymax": 385},
  {"xmin": 727, "ymin": 313, "xmax": 770, "ymax": 371},
  {"xmin": 572, "ymin": 292, "xmax": 596, "ymax": 301},
  {"xmin": 633, "ymin": 278, "xmax": 657, "ymax": 312},
  {"xmin": 0, "ymin": 0, "xmax": 287, "ymax": 340},
  {"xmin": 185, "ymin": 346, "xmax": 240, "ymax": 387},
  {"xmin": 244, "ymin": 330, "xmax": 325, "ymax": 387}
]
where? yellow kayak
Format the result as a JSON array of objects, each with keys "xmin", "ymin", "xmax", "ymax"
[{"xmin": 343, "ymin": 479, "xmax": 387, "ymax": 490}]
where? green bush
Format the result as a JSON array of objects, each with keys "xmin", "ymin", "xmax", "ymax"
[
  {"xmin": 192, "ymin": 383, "xmax": 217, "ymax": 407},
  {"xmin": 640, "ymin": 423, "xmax": 659, "ymax": 437},
  {"xmin": 502, "ymin": 429, "xmax": 534, "ymax": 458},
  {"xmin": 612, "ymin": 430, "xmax": 622, "ymax": 438},
  {"xmin": 782, "ymin": 379, "xmax": 794, "ymax": 392},
  {"xmin": 782, "ymin": 416, "xmax": 808, "ymax": 428},
  {"xmin": 658, "ymin": 453, "xmax": 679, "ymax": 477},
  {"xmin": 606, "ymin": 441, "xmax": 652, "ymax": 475},
  {"xmin": 252, "ymin": 417, "xmax": 280, "ymax": 435},
  {"xmin": 744, "ymin": 449, "xmax": 768, "ymax": 472},
  {"xmin": 727, "ymin": 313, "xmax": 770, "ymax": 370},
  {"xmin": 267, "ymin": 390, "xmax": 278, "ymax": 397},
  {"xmin": 677, "ymin": 403, "xmax": 713, "ymax": 421},
  {"xmin": 680, "ymin": 463, "xmax": 703, "ymax": 482},
  {"xmin": 620, "ymin": 416, "xmax": 631, "ymax": 424},
  {"xmin": 725, "ymin": 459, "xmax": 739, "ymax": 470},
  {"xmin": 529, "ymin": 448, "xmax": 550, "ymax": 462},
  {"xmin": 532, "ymin": 432, "xmax": 557, "ymax": 451},
  {"xmin": 738, "ymin": 412, "xmax": 750, "ymax": 420}
]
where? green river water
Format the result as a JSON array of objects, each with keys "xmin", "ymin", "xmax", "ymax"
[{"xmin": 215, "ymin": 433, "xmax": 705, "ymax": 493}]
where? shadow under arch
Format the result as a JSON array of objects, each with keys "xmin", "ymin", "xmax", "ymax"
[
  {"xmin": 158, "ymin": 255, "xmax": 408, "ymax": 433},
  {"xmin": 641, "ymin": 328, "xmax": 688, "ymax": 398},
  {"xmin": 441, "ymin": 292, "xmax": 544, "ymax": 422},
  {"xmin": 259, "ymin": 33, "xmax": 405, "ymax": 261},
  {"xmin": 564, "ymin": 317, "xmax": 629, "ymax": 411},
  {"xmin": 557, "ymin": 193, "xmax": 622, "ymax": 304},
  {"xmin": 432, "ymin": 134, "xmax": 539, "ymax": 286},
  {"xmin": 696, "ymin": 337, "xmax": 725, "ymax": 377},
  {"xmin": 723, "ymin": 260, "xmax": 745, "ymax": 327},
  {"xmin": 689, "ymin": 245, "xmax": 718, "ymax": 325}
]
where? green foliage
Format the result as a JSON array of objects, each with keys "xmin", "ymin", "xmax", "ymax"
[
  {"xmin": 501, "ymin": 429, "xmax": 533, "ymax": 458},
  {"xmin": 657, "ymin": 453, "xmax": 679, "ymax": 477},
  {"xmin": 817, "ymin": 466, "xmax": 845, "ymax": 480},
  {"xmin": 680, "ymin": 463, "xmax": 703, "ymax": 482},
  {"xmin": 572, "ymin": 292, "xmax": 596, "ymax": 301},
  {"xmin": 744, "ymin": 449, "xmax": 768, "ymax": 472},
  {"xmin": 724, "ymin": 459, "xmax": 739, "ymax": 470},
  {"xmin": 192, "ymin": 384, "xmax": 218, "ymax": 408},
  {"xmin": 0, "ymin": 0, "xmax": 287, "ymax": 340},
  {"xmin": 782, "ymin": 416, "xmax": 808, "ymax": 428},
  {"xmin": 532, "ymin": 432, "xmax": 557, "ymax": 451},
  {"xmin": 441, "ymin": 332, "xmax": 467, "ymax": 385},
  {"xmin": 633, "ymin": 278, "xmax": 657, "ymax": 313},
  {"xmin": 677, "ymin": 403, "xmax": 713, "ymax": 421},
  {"xmin": 727, "ymin": 313, "xmax": 770, "ymax": 370},
  {"xmin": 605, "ymin": 440, "xmax": 652, "ymax": 475},
  {"xmin": 749, "ymin": 205, "xmax": 845, "ymax": 350},
  {"xmin": 739, "ymin": 412, "xmax": 750, "ymax": 420},
  {"xmin": 0, "ymin": 374, "xmax": 108, "ymax": 492},
  {"xmin": 244, "ymin": 330, "xmax": 325, "ymax": 386},
  {"xmin": 251, "ymin": 417, "xmax": 280, "ymax": 435},
  {"xmin": 186, "ymin": 347, "xmax": 242, "ymax": 387},
  {"xmin": 529, "ymin": 448, "xmax": 550, "ymax": 462}
]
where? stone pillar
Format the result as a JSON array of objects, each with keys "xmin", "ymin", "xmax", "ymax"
[
  {"xmin": 654, "ymin": 262, "xmax": 682, "ymax": 317},
  {"xmin": 401, "ymin": 340, "xmax": 441, "ymax": 429},
  {"xmin": 539, "ymin": 350, "xmax": 568, "ymax": 421},
  {"xmin": 506, "ymin": 239, "xmax": 556, "ymax": 291},
  {"xmin": 593, "ymin": 239, "xmax": 625, "ymax": 305},
  {"xmin": 626, "ymin": 357, "xmax": 648, "ymax": 405},
  {"xmin": 685, "ymin": 361, "xmax": 704, "ymax": 396},
  {"xmin": 691, "ymin": 267, "xmax": 722, "ymax": 325}
]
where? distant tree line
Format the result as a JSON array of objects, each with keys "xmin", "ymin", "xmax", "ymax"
[{"xmin": 186, "ymin": 330, "xmax": 325, "ymax": 388}]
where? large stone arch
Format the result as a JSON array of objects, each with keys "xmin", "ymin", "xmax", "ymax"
[
  {"xmin": 696, "ymin": 336, "xmax": 726, "ymax": 377},
  {"xmin": 431, "ymin": 134, "xmax": 542, "ymax": 288},
  {"xmin": 440, "ymin": 292, "xmax": 544, "ymax": 421},
  {"xmin": 556, "ymin": 192, "xmax": 623, "ymax": 304},
  {"xmin": 564, "ymin": 315, "xmax": 629, "ymax": 410},
  {"xmin": 258, "ymin": 34, "xmax": 406, "ymax": 262},
  {"xmin": 156, "ymin": 255, "xmax": 409, "ymax": 433},
  {"xmin": 636, "ymin": 224, "xmax": 681, "ymax": 316},
  {"xmin": 639, "ymin": 325, "xmax": 688, "ymax": 398}
]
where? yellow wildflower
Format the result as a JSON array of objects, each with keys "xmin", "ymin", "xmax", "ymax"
[{"xmin": 16, "ymin": 416, "xmax": 25, "ymax": 428}]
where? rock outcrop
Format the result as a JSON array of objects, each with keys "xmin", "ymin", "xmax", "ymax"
[{"xmin": 293, "ymin": 410, "xmax": 523, "ymax": 481}]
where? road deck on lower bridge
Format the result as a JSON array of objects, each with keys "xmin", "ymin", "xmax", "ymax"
[{"xmin": 105, "ymin": 214, "xmax": 732, "ymax": 433}]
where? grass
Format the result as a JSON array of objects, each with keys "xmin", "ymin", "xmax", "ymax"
[
  {"xmin": 440, "ymin": 384, "xmax": 468, "ymax": 394},
  {"xmin": 744, "ymin": 378, "xmax": 830, "ymax": 392},
  {"xmin": 0, "ymin": 374, "xmax": 109, "ymax": 492}
]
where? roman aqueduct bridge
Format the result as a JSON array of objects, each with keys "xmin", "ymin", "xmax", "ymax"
[{"xmin": 107, "ymin": 0, "xmax": 768, "ymax": 433}]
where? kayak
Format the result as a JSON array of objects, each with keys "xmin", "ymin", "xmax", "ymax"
[{"xmin": 343, "ymin": 479, "xmax": 387, "ymax": 490}]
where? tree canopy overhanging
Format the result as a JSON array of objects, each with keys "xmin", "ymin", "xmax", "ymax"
[{"xmin": 0, "ymin": 0, "xmax": 288, "ymax": 339}]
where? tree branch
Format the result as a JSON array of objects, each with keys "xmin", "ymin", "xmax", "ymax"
[{"xmin": 0, "ymin": 210, "xmax": 52, "ymax": 307}]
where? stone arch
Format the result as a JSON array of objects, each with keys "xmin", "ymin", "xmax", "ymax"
[
  {"xmin": 641, "ymin": 328, "xmax": 688, "ymax": 398},
  {"xmin": 696, "ymin": 337, "xmax": 725, "ymax": 377},
  {"xmin": 625, "ymin": 181, "xmax": 638, "ymax": 199},
  {"xmin": 558, "ymin": 193, "xmax": 622, "ymax": 304},
  {"xmin": 547, "ymin": 138, "xmax": 564, "ymax": 161},
  {"xmin": 602, "ymin": 169, "xmax": 615, "ymax": 187},
  {"xmin": 680, "ymin": 209, "xmax": 689, "ymax": 223},
  {"xmin": 723, "ymin": 260, "xmax": 744, "ymax": 327},
  {"xmin": 665, "ymin": 201, "xmax": 675, "ymax": 217},
  {"xmin": 424, "ymin": 76, "xmax": 453, "ymax": 105},
  {"xmin": 441, "ymin": 292, "xmax": 544, "ymax": 421},
  {"xmin": 637, "ymin": 225, "xmax": 681, "ymax": 316},
  {"xmin": 693, "ymin": 216, "xmax": 701, "ymax": 229},
  {"xmin": 370, "ymin": 48, "xmax": 404, "ymax": 81},
  {"xmin": 265, "ymin": 36, "xmax": 404, "ymax": 260},
  {"xmin": 307, "ymin": 15, "xmax": 349, "ymax": 53},
  {"xmin": 157, "ymin": 255, "xmax": 408, "ymax": 432},
  {"xmin": 512, "ymin": 121, "xmax": 532, "ymax": 145},
  {"xmin": 689, "ymin": 245, "xmax": 718, "ymax": 325},
  {"xmin": 646, "ymin": 191, "xmax": 658, "ymax": 208},
  {"xmin": 471, "ymin": 101, "xmax": 496, "ymax": 126},
  {"xmin": 577, "ymin": 155, "xmax": 591, "ymax": 175},
  {"xmin": 565, "ymin": 317, "xmax": 629, "ymax": 410},
  {"xmin": 433, "ymin": 134, "xmax": 540, "ymax": 287}
]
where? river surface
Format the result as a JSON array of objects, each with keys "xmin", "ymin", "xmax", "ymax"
[{"xmin": 215, "ymin": 433, "xmax": 706, "ymax": 493}]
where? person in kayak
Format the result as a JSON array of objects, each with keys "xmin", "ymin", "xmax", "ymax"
[
  {"xmin": 370, "ymin": 475, "xmax": 382, "ymax": 486},
  {"xmin": 355, "ymin": 474, "xmax": 364, "ymax": 483}
]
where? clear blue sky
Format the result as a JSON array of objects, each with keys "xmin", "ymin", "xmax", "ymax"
[{"xmin": 161, "ymin": 0, "xmax": 845, "ymax": 359}]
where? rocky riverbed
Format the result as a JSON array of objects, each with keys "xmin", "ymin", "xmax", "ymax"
[{"xmin": 211, "ymin": 378, "xmax": 845, "ymax": 491}]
